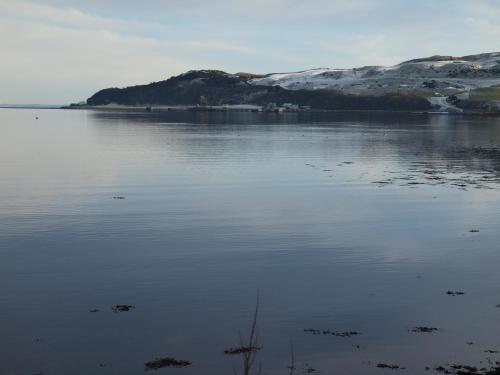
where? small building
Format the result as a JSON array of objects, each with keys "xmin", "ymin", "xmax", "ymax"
[{"xmin": 282, "ymin": 103, "xmax": 299, "ymax": 110}]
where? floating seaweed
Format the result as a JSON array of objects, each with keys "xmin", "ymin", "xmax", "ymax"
[
  {"xmin": 432, "ymin": 364, "xmax": 498, "ymax": 375},
  {"xmin": 224, "ymin": 346, "xmax": 261, "ymax": 355},
  {"xmin": 376, "ymin": 363, "xmax": 405, "ymax": 370},
  {"xmin": 302, "ymin": 364, "xmax": 318, "ymax": 374},
  {"xmin": 144, "ymin": 357, "xmax": 191, "ymax": 370},
  {"xmin": 411, "ymin": 326, "xmax": 439, "ymax": 333},
  {"xmin": 111, "ymin": 304, "xmax": 135, "ymax": 312},
  {"xmin": 304, "ymin": 329, "xmax": 360, "ymax": 337},
  {"xmin": 447, "ymin": 291, "xmax": 466, "ymax": 296}
]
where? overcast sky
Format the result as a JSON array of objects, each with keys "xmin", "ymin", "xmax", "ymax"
[{"xmin": 2, "ymin": 0, "xmax": 500, "ymax": 104}]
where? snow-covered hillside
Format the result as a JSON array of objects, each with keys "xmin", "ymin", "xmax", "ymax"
[
  {"xmin": 249, "ymin": 53, "xmax": 500, "ymax": 103},
  {"xmin": 85, "ymin": 52, "xmax": 500, "ymax": 113}
]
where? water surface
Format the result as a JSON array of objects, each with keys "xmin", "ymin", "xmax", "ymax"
[{"xmin": 1, "ymin": 109, "xmax": 500, "ymax": 375}]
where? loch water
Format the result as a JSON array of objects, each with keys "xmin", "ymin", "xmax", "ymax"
[{"xmin": 1, "ymin": 108, "xmax": 500, "ymax": 375}]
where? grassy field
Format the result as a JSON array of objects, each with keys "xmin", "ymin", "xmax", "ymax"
[{"xmin": 470, "ymin": 86, "xmax": 500, "ymax": 100}]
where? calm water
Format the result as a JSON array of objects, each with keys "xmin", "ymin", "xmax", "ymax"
[{"xmin": 1, "ymin": 108, "xmax": 500, "ymax": 375}]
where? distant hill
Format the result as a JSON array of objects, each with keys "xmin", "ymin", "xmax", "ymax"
[
  {"xmin": 86, "ymin": 70, "xmax": 431, "ymax": 112},
  {"xmin": 85, "ymin": 53, "xmax": 500, "ymax": 112}
]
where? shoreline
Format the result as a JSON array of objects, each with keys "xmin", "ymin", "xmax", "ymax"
[{"xmin": 61, "ymin": 105, "xmax": 500, "ymax": 117}]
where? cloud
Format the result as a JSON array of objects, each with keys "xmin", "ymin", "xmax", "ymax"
[
  {"xmin": 0, "ymin": 1, "xmax": 123, "ymax": 30},
  {"xmin": 33, "ymin": 0, "xmax": 375, "ymax": 20},
  {"xmin": 183, "ymin": 41, "xmax": 258, "ymax": 55},
  {"xmin": 466, "ymin": 17, "xmax": 500, "ymax": 36},
  {"xmin": 465, "ymin": 0, "xmax": 500, "ymax": 20},
  {"xmin": 319, "ymin": 35, "xmax": 396, "ymax": 67}
]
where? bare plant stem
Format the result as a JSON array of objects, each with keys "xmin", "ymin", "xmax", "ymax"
[
  {"xmin": 225, "ymin": 293, "xmax": 261, "ymax": 375},
  {"xmin": 288, "ymin": 343, "xmax": 295, "ymax": 375}
]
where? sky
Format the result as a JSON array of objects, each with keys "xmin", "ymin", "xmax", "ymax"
[{"xmin": 1, "ymin": 0, "xmax": 500, "ymax": 104}]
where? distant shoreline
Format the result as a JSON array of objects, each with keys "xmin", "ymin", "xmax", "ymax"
[{"xmin": 61, "ymin": 104, "xmax": 500, "ymax": 117}]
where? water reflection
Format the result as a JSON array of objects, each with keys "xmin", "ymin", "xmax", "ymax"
[{"xmin": 89, "ymin": 110, "xmax": 500, "ymax": 191}]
